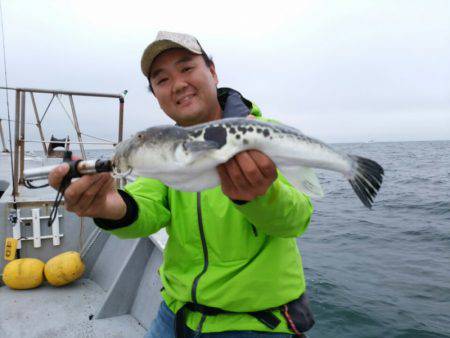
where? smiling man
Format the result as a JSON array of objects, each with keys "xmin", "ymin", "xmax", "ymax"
[
  {"xmin": 49, "ymin": 31, "xmax": 315, "ymax": 338},
  {"xmin": 148, "ymin": 48, "xmax": 221, "ymax": 126}
]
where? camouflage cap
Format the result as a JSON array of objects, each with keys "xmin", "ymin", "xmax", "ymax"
[{"xmin": 140, "ymin": 31, "xmax": 203, "ymax": 78}]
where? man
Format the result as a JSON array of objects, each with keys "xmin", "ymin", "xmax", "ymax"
[{"xmin": 49, "ymin": 31, "xmax": 314, "ymax": 338}]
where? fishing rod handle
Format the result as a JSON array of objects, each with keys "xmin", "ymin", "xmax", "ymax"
[{"xmin": 23, "ymin": 159, "xmax": 112, "ymax": 181}]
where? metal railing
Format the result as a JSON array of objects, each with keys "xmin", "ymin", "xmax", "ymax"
[{"xmin": 0, "ymin": 86, "xmax": 125, "ymax": 197}]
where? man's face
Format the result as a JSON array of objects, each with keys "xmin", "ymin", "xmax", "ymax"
[{"xmin": 149, "ymin": 48, "xmax": 220, "ymax": 126}]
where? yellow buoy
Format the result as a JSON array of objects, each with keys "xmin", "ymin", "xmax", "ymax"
[
  {"xmin": 44, "ymin": 251, "xmax": 85, "ymax": 287},
  {"xmin": 4, "ymin": 237, "xmax": 18, "ymax": 261},
  {"xmin": 2, "ymin": 258, "xmax": 45, "ymax": 290}
]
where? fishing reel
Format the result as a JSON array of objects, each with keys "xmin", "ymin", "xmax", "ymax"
[{"xmin": 22, "ymin": 151, "xmax": 113, "ymax": 227}]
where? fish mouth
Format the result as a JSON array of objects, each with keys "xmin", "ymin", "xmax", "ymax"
[{"xmin": 111, "ymin": 154, "xmax": 133, "ymax": 178}]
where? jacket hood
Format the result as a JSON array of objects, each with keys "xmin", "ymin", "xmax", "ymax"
[{"xmin": 217, "ymin": 87, "xmax": 262, "ymax": 119}]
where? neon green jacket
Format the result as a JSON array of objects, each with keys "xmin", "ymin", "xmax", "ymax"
[{"xmin": 106, "ymin": 97, "xmax": 314, "ymax": 333}]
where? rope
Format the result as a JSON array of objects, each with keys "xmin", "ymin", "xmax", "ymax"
[
  {"xmin": 0, "ymin": 117, "xmax": 39, "ymax": 126},
  {"xmin": 79, "ymin": 217, "xmax": 84, "ymax": 253},
  {"xmin": 48, "ymin": 174, "xmax": 71, "ymax": 227},
  {"xmin": 55, "ymin": 94, "xmax": 76, "ymax": 129},
  {"xmin": 80, "ymin": 131, "xmax": 114, "ymax": 144},
  {"xmin": 80, "ymin": 227, "xmax": 102, "ymax": 259},
  {"xmin": 0, "ymin": 0, "xmax": 16, "ymax": 205},
  {"xmin": 39, "ymin": 93, "xmax": 55, "ymax": 123},
  {"xmin": 23, "ymin": 179, "xmax": 49, "ymax": 189}
]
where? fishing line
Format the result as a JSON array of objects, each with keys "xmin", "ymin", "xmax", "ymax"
[
  {"xmin": 0, "ymin": 0, "xmax": 20, "ymax": 259},
  {"xmin": 55, "ymin": 94, "xmax": 76, "ymax": 128},
  {"xmin": 0, "ymin": 0, "xmax": 16, "ymax": 206}
]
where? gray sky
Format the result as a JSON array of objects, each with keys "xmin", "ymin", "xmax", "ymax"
[{"xmin": 1, "ymin": 0, "xmax": 449, "ymax": 144}]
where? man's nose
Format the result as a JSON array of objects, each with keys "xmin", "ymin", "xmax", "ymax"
[{"xmin": 172, "ymin": 74, "xmax": 188, "ymax": 94}]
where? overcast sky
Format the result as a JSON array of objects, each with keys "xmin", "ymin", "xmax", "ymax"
[{"xmin": 0, "ymin": 0, "xmax": 449, "ymax": 145}]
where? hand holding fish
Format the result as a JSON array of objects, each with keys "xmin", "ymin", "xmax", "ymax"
[{"xmin": 217, "ymin": 150, "xmax": 277, "ymax": 201}]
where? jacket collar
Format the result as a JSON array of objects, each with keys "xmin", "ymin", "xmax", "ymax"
[{"xmin": 217, "ymin": 87, "xmax": 254, "ymax": 119}]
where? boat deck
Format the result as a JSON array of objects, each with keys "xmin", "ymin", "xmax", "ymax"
[
  {"xmin": 1, "ymin": 145, "xmax": 169, "ymax": 337},
  {"xmin": 0, "ymin": 278, "xmax": 146, "ymax": 337}
]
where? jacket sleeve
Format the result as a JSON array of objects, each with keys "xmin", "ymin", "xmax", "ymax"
[
  {"xmin": 233, "ymin": 172, "xmax": 313, "ymax": 238},
  {"xmin": 103, "ymin": 177, "xmax": 171, "ymax": 239}
]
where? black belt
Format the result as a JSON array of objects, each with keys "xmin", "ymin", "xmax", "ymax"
[{"xmin": 175, "ymin": 302, "xmax": 281, "ymax": 337}]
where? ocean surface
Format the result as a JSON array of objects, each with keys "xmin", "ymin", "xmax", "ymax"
[
  {"xmin": 67, "ymin": 141, "xmax": 450, "ymax": 337},
  {"xmin": 299, "ymin": 140, "xmax": 450, "ymax": 338}
]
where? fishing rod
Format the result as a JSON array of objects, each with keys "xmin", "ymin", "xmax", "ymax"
[
  {"xmin": 22, "ymin": 151, "xmax": 114, "ymax": 227},
  {"xmin": 22, "ymin": 153, "xmax": 112, "ymax": 183}
]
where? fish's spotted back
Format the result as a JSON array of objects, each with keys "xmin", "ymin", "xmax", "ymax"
[
  {"xmin": 185, "ymin": 118, "xmax": 310, "ymax": 145},
  {"xmin": 203, "ymin": 125, "xmax": 228, "ymax": 148}
]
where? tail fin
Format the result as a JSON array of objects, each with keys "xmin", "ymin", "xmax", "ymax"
[{"xmin": 348, "ymin": 155, "xmax": 384, "ymax": 208}]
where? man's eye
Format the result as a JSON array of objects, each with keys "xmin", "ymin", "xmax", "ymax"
[
  {"xmin": 157, "ymin": 78, "xmax": 168, "ymax": 85},
  {"xmin": 182, "ymin": 67, "xmax": 193, "ymax": 73}
]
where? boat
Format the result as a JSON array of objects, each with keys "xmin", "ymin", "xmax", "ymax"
[{"xmin": 0, "ymin": 87, "xmax": 167, "ymax": 337}]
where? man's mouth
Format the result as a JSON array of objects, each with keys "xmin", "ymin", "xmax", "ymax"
[{"xmin": 176, "ymin": 94, "xmax": 196, "ymax": 106}]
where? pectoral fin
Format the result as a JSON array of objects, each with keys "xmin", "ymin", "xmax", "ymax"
[
  {"xmin": 280, "ymin": 165, "xmax": 324, "ymax": 199},
  {"xmin": 183, "ymin": 140, "xmax": 220, "ymax": 152}
]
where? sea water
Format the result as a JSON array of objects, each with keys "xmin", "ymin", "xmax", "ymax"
[{"xmin": 300, "ymin": 140, "xmax": 449, "ymax": 338}]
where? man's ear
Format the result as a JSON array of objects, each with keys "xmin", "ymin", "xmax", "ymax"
[{"xmin": 209, "ymin": 62, "xmax": 219, "ymax": 85}]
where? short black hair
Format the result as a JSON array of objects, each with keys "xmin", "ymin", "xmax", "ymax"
[{"xmin": 147, "ymin": 51, "xmax": 214, "ymax": 94}]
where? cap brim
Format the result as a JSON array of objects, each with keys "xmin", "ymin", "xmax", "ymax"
[{"xmin": 141, "ymin": 40, "xmax": 202, "ymax": 77}]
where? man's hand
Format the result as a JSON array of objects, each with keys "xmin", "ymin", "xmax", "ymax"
[
  {"xmin": 217, "ymin": 150, "xmax": 277, "ymax": 202},
  {"xmin": 48, "ymin": 164, "xmax": 127, "ymax": 220}
]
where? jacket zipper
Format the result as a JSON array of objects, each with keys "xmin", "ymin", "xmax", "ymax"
[{"xmin": 191, "ymin": 192, "xmax": 209, "ymax": 304}]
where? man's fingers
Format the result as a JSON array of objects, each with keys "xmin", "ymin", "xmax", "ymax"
[
  {"xmin": 75, "ymin": 175, "xmax": 109, "ymax": 212},
  {"xmin": 217, "ymin": 150, "xmax": 277, "ymax": 201},
  {"xmin": 247, "ymin": 150, "xmax": 277, "ymax": 179},
  {"xmin": 64, "ymin": 174, "xmax": 103, "ymax": 209},
  {"xmin": 234, "ymin": 152, "xmax": 265, "ymax": 187},
  {"xmin": 48, "ymin": 164, "xmax": 70, "ymax": 189},
  {"xmin": 224, "ymin": 157, "xmax": 251, "ymax": 190},
  {"xmin": 217, "ymin": 164, "xmax": 238, "ymax": 195},
  {"xmin": 96, "ymin": 174, "xmax": 115, "ymax": 198}
]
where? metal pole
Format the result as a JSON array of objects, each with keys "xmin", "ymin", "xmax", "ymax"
[
  {"xmin": 0, "ymin": 86, "xmax": 124, "ymax": 99},
  {"xmin": 68, "ymin": 94, "xmax": 86, "ymax": 159},
  {"xmin": 30, "ymin": 92, "xmax": 48, "ymax": 155},
  {"xmin": 118, "ymin": 98, "xmax": 124, "ymax": 143},
  {"xmin": 19, "ymin": 90, "xmax": 26, "ymax": 184},
  {"xmin": 22, "ymin": 139, "xmax": 114, "ymax": 145},
  {"xmin": 0, "ymin": 118, "xmax": 9, "ymax": 152},
  {"xmin": 13, "ymin": 90, "xmax": 20, "ymax": 196}
]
